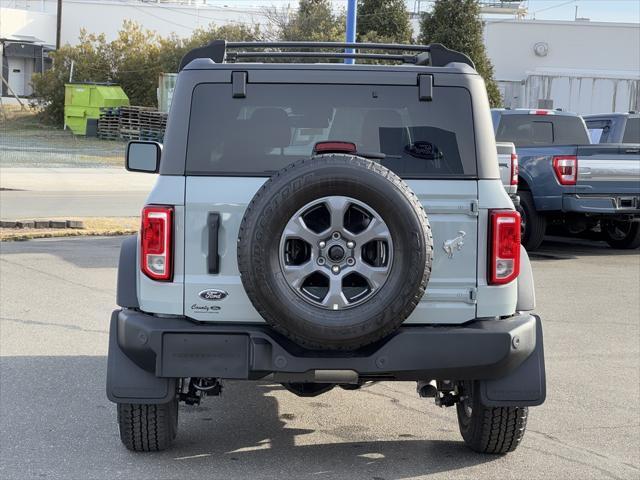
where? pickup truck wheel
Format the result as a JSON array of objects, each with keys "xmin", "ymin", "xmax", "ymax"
[
  {"xmin": 602, "ymin": 220, "xmax": 640, "ymax": 249},
  {"xmin": 456, "ymin": 381, "xmax": 528, "ymax": 454},
  {"xmin": 518, "ymin": 191, "xmax": 546, "ymax": 251},
  {"xmin": 238, "ymin": 154, "xmax": 433, "ymax": 350},
  {"xmin": 117, "ymin": 400, "xmax": 178, "ymax": 452}
]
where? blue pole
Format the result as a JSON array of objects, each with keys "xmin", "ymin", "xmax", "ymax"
[{"xmin": 345, "ymin": 0, "xmax": 357, "ymax": 64}]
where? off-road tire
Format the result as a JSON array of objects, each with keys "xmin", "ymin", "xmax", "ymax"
[
  {"xmin": 518, "ymin": 191, "xmax": 546, "ymax": 251},
  {"xmin": 601, "ymin": 220, "xmax": 640, "ymax": 249},
  {"xmin": 117, "ymin": 400, "xmax": 178, "ymax": 452},
  {"xmin": 237, "ymin": 154, "xmax": 433, "ymax": 351},
  {"xmin": 456, "ymin": 381, "xmax": 528, "ymax": 454}
]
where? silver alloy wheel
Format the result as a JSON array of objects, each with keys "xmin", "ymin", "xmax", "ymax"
[{"xmin": 279, "ymin": 196, "xmax": 393, "ymax": 310}]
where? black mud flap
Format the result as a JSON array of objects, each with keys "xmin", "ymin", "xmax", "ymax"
[
  {"xmin": 106, "ymin": 312, "xmax": 176, "ymax": 404},
  {"xmin": 479, "ymin": 315, "xmax": 546, "ymax": 407}
]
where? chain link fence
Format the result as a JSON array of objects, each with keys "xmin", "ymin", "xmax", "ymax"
[{"xmin": 1, "ymin": 105, "xmax": 126, "ymax": 169}]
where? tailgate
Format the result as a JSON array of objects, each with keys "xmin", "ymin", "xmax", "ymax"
[
  {"xmin": 183, "ymin": 177, "xmax": 479, "ymax": 325},
  {"xmin": 496, "ymin": 142, "xmax": 516, "ymax": 195},
  {"xmin": 577, "ymin": 145, "xmax": 640, "ymax": 195}
]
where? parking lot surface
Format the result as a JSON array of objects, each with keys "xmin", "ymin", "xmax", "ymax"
[
  {"xmin": 1, "ymin": 236, "xmax": 638, "ymax": 480},
  {"xmin": 0, "ymin": 168, "xmax": 154, "ymax": 219}
]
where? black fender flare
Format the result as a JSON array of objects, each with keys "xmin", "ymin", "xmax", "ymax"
[
  {"xmin": 516, "ymin": 246, "xmax": 535, "ymax": 311},
  {"xmin": 116, "ymin": 235, "xmax": 139, "ymax": 309}
]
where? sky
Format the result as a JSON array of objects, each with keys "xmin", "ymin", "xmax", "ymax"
[
  {"xmin": 207, "ymin": 1, "xmax": 640, "ymax": 24},
  {"xmin": 523, "ymin": 0, "xmax": 640, "ymax": 23}
]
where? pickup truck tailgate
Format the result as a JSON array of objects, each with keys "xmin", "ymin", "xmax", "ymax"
[{"xmin": 577, "ymin": 145, "xmax": 640, "ymax": 197}]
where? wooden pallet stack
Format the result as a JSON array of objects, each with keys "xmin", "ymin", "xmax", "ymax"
[
  {"xmin": 139, "ymin": 108, "xmax": 168, "ymax": 142},
  {"xmin": 118, "ymin": 106, "xmax": 152, "ymax": 141},
  {"xmin": 97, "ymin": 106, "xmax": 168, "ymax": 142},
  {"xmin": 97, "ymin": 107, "xmax": 121, "ymax": 140}
]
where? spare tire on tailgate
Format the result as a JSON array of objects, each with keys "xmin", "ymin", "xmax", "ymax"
[{"xmin": 237, "ymin": 154, "xmax": 433, "ymax": 350}]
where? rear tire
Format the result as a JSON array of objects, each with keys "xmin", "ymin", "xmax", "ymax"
[
  {"xmin": 456, "ymin": 381, "xmax": 528, "ymax": 454},
  {"xmin": 602, "ymin": 220, "xmax": 640, "ymax": 249},
  {"xmin": 518, "ymin": 191, "xmax": 546, "ymax": 251},
  {"xmin": 117, "ymin": 399, "xmax": 178, "ymax": 452}
]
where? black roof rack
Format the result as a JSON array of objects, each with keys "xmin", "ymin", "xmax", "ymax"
[{"xmin": 178, "ymin": 40, "xmax": 475, "ymax": 71}]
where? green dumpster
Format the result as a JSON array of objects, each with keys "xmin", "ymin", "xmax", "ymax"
[{"xmin": 64, "ymin": 83, "xmax": 129, "ymax": 135}]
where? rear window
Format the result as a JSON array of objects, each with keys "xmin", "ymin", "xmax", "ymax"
[
  {"xmin": 623, "ymin": 117, "xmax": 640, "ymax": 143},
  {"xmin": 186, "ymin": 83, "xmax": 476, "ymax": 178},
  {"xmin": 495, "ymin": 114, "xmax": 590, "ymax": 146}
]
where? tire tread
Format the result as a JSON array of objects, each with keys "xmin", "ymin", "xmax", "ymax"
[{"xmin": 117, "ymin": 401, "xmax": 177, "ymax": 452}]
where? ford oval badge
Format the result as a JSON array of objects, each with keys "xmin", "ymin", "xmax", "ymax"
[{"xmin": 199, "ymin": 289, "xmax": 228, "ymax": 301}]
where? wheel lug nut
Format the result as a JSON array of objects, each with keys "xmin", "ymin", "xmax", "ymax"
[
  {"xmin": 317, "ymin": 257, "xmax": 326, "ymax": 265},
  {"xmin": 332, "ymin": 232, "xmax": 341, "ymax": 240},
  {"xmin": 346, "ymin": 257, "xmax": 355, "ymax": 266},
  {"xmin": 319, "ymin": 241, "xmax": 326, "ymax": 248},
  {"xmin": 331, "ymin": 265, "xmax": 340, "ymax": 274},
  {"xmin": 346, "ymin": 241, "xmax": 355, "ymax": 249}
]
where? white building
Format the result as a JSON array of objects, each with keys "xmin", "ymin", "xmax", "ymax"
[{"xmin": 485, "ymin": 19, "xmax": 640, "ymax": 114}]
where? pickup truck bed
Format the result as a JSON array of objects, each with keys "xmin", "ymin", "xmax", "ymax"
[{"xmin": 492, "ymin": 109, "xmax": 640, "ymax": 250}]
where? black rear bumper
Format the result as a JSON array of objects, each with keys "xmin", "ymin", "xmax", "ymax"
[{"xmin": 107, "ymin": 309, "xmax": 545, "ymax": 407}]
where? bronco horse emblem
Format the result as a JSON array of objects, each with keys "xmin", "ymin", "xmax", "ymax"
[{"xmin": 443, "ymin": 231, "xmax": 466, "ymax": 259}]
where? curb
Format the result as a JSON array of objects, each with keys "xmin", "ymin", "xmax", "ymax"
[{"xmin": 0, "ymin": 219, "xmax": 85, "ymax": 229}]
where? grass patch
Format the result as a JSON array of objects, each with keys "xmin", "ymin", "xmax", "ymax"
[
  {"xmin": 0, "ymin": 105, "xmax": 51, "ymax": 131},
  {"xmin": 0, "ymin": 217, "xmax": 139, "ymax": 242}
]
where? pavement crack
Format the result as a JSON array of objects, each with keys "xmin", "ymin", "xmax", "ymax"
[
  {"xmin": 0, "ymin": 316, "xmax": 108, "ymax": 335},
  {"xmin": 523, "ymin": 445, "xmax": 629, "ymax": 480},
  {"xmin": 0, "ymin": 257, "xmax": 112, "ymax": 297}
]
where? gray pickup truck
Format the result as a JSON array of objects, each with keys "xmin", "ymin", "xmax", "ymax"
[
  {"xmin": 107, "ymin": 41, "xmax": 545, "ymax": 455},
  {"xmin": 584, "ymin": 112, "xmax": 640, "ymax": 144},
  {"xmin": 492, "ymin": 109, "xmax": 640, "ymax": 250}
]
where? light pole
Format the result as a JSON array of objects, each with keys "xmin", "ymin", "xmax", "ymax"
[
  {"xmin": 56, "ymin": 0, "xmax": 62, "ymax": 49},
  {"xmin": 345, "ymin": 0, "xmax": 357, "ymax": 64}
]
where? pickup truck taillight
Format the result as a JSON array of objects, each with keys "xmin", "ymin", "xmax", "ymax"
[
  {"xmin": 510, "ymin": 153, "xmax": 519, "ymax": 185},
  {"xmin": 489, "ymin": 210, "xmax": 521, "ymax": 285},
  {"xmin": 552, "ymin": 155, "xmax": 578, "ymax": 185},
  {"xmin": 140, "ymin": 205, "xmax": 173, "ymax": 281}
]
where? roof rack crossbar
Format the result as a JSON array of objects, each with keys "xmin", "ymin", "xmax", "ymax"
[
  {"xmin": 178, "ymin": 40, "xmax": 475, "ymax": 71},
  {"xmin": 230, "ymin": 51, "xmax": 417, "ymax": 63},
  {"xmin": 225, "ymin": 41, "xmax": 432, "ymax": 52}
]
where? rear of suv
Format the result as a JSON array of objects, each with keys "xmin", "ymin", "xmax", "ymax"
[{"xmin": 108, "ymin": 41, "xmax": 545, "ymax": 454}]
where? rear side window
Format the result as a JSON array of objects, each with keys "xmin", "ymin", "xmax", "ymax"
[
  {"xmin": 585, "ymin": 119, "xmax": 611, "ymax": 144},
  {"xmin": 496, "ymin": 115, "xmax": 590, "ymax": 146},
  {"xmin": 186, "ymin": 83, "xmax": 477, "ymax": 178},
  {"xmin": 623, "ymin": 117, "xmax": 640, "ymax": 143}
]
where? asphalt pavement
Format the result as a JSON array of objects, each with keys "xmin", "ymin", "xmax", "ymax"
[
  {"xmin": 0, "ymin": 235, "xmax": 638, "ymax": 480},
  {"xmin": 0, "ymin": 168, "xmax": 155, "ymax": 219}
]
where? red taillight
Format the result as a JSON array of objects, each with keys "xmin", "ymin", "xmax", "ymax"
[
  {"xmin": 529, "ymin": 109, "xmax": 553, "ymax": 115},
  {"xmin": 510, "ymin": 153, "xmax": 519, "ymax": 186},
  {"xmin": 140, "ymin": 205, "xmax": 173, "ymax": 281},
  {"xmin": 313, "ymin": 141, "xmax": 357, "ymax": 154},
  {"xmin": 489, "ymin": 210, "xmax": 521, "ymax": 285},
  {"xmin": 552, "ymin": 155, "xmax": 578, "ymax": 185}
]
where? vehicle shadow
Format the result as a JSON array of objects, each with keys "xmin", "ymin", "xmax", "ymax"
[
  {"xmin": 530, "ymin": 235, "xmax": 640, "ymax": 260},
  {"xmin": 0, "ymin": 235, "xmax": 125, "ymax": 268},
  {"xmin": 0, "ymin": 356, "xmax": 499, "ymax": 480}
]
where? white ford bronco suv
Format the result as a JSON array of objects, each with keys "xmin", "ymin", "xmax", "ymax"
[{"xmin": 107, "ymin": 41, "xmax": 545, "ymax": 454}]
